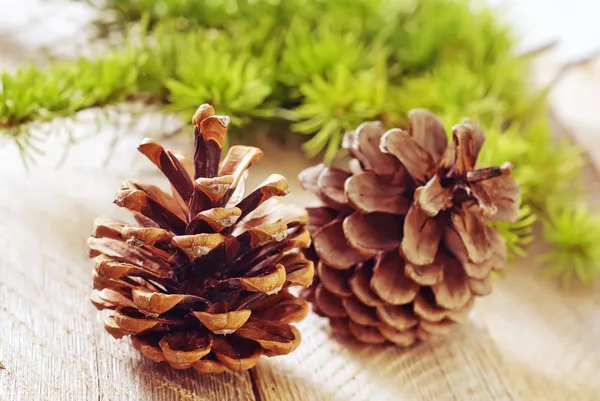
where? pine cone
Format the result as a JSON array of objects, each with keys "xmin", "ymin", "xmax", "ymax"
[
  {"xmin": 88, "ymin": 104, "xmax": 314, "ymax": 373},
  {"xmin": 299, "ymin": 109, "xmax": 519, "ymax": 346}
]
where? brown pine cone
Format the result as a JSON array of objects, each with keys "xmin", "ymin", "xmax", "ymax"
[
  {"xmin": 88, "ymin": 104, "xmax": 314, "ymax": 373},
  {"xmin": 299, "ymin": 109, "xmax": 519, "ymax": 346}
]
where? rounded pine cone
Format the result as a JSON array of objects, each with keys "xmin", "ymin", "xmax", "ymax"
[
  {"xmin": 299, "ymin": 109, "xmax": 519, "ymax": 346},
  {"xmin": 88, "ymin": 104, "xmax": 314, "ymax": 373}
]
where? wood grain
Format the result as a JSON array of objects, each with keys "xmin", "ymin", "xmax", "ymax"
[{"xmin": 252, "ymin": 314, "xmax": 522, "ymax": 401}]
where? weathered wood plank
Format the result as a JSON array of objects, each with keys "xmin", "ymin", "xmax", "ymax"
[{"xmin": 252, "ymin": 313, "xmax": 523, "ymax": 401}]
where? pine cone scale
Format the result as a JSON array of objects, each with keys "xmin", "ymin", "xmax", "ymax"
[
  {"xmin": 345, "ymin": 172, "xmax": 410, "ymax": 215},
  {"xmin": 138, "ymin": 139, "xmax": 195, "ymax": 203},
  {"xmin": 187, "ymin": 206, "xmax": 241, "ymax": 234},
  {"xmin": 380, "ymin": 128, "xmax": 436, "ymax": 184},
  {"xmin": 347, "ymin": 262, "xmax": 385, "ymax": 307},
  {"xmin": 131, "ymin": 287, "xmax": 188, "ymax": 315},
  {"xmin": 378, "ymin": 324, "xmax": 417, "ymax": 346},
  {"xmin": 191, "ymin": 108, "xmax": 228, "ymax": 179},
  {"xmin": 305, "ymin": 206, "xmax": 338, "ymax": 235},
  {"xmin": 91, "ymin": 288, "xmax": 135, "ymax": 310},
  {"xmin": 313, "ymin": 220, "xmax": 370, "ymax": 270},
  {"xmin": 430, "ymin": 255, "xmax": 472, "ymax": 310},
  {"xmin": 112, "ymin": 307, "xmax": 165, "ymax": 333},
  {"xmin": 376, "ymin": 304, "xmax": 418, "ymax": 331},
  {"xmin": 342, "ymin": 296, "xmax": 380, "ymax": 326},
  {"xmin": 114, "ymin": 185, "xmax": 187, "ymax": 233},
  {"xmin": 469, "ymin": 276, "xmax": 492, "ymax": 295},
  {"xmin": 130, "ymin": 180, "xmax": 189, "ymax": 220},
  {"xmin": 317, "ymin": 262, "xmax": 352, "ymax": 297},
  {"xmin": 449, "ymin": 206, "xmax": 492, "ymax": 263},
  {"xmin": 404, "ymin": 254, "xmax": 444, "ymax": 286},
  {"xmin": 342, "ymin": 212, "xmax": 403, "ymax": 255},
  {"xmin": 452, "ymin": 122, "xmax": 485, "ymax": 174},
  {"xmin": 218, "ymin": 146, "xmax": 263, "ymax": 186},
  {"xmin": 401, "ymin": 205, "xmax": 443, "ymax": 266},
  {"xmin": 190, "ymin": 176, "xmax": 234, "ymax": 214},
  {"xmin": 233, "ymin": 175, "xmax": 289, "ymax": 222},
  {"xmin": 235, "ymin": 318, "xmax": 301, "ymax": 355},
  {"xmin": 89, "ymin": 237, "xmax": 170, "ymax": 275},
  {"xmin": 317, "ymin": 167, "xmax": 351, "ymax": 206},
  {"xmin": 344, "ymin": 121, "xmax": 402, "ymax": 176},
  {"xmin": 250, "ymin": 290, "xmax": 309, "ymax": 323},
  {"xmin": 406, "ymin": 109, "xmax": 448, "ymax": 162},
  {"xmin": 314, "ymin": 285, "xmax": 348, "ymax": 318},
  {"xmin": 192, "ymin": 309, "xmax": 250, "ymax": 335},
  {"xmin": 212, "ymin": 335, "xmax": 262, "ymax": 371},
  {"xmin": 281, "ymin": 255, "xmax": 315, "ymax": 287},
  {"xmin": 348, "ymin": 320, "xmax": 386, "ymax": 344},
  {"xmin": 370, "ymin": 252, "xmax": 419, "ymax": 305},
  {"xmin": 478, "ymin": 174, "xmax": 520, "ymax": 222}
]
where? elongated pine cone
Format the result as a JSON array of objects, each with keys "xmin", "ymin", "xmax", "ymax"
[
  {"xmin": 299, "ymin": 109, "xmax": 519, "ymax": 346},
  {"xmin": 88, "ymin": 104, "xmax": 314, "ymax": 373}
]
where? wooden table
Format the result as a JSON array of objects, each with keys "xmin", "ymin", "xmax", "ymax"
[{"xmin": 1, "ymin": 2, "xmax": 600, "ymax": 399}]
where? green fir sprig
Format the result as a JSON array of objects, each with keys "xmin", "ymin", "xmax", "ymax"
[{"xmin": 540, "ymin": 204, "xmax": 600, "ymax": 287}]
